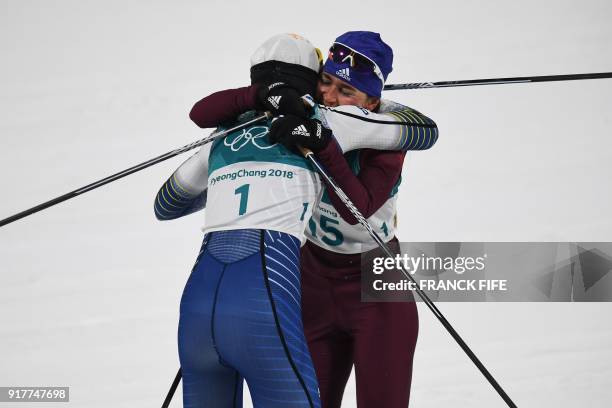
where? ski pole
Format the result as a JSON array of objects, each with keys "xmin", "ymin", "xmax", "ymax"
[
  {"xmin": 161, "ymin": 148, "xmax": 520, "ymax": 408},
  {"xmin": 161, "ymin": 368, "xmax": 182, "ymax": 408},
  {"xmin": 300, "ymin": 147, "xmax": 518, "ymax": 408},
  {"xmin": 384, "ymin": 71, "xmax": 612, "ymax": 90},
  {"xmin": 0, "ymin": 113, "xmax": 271, "ymax": 228}
]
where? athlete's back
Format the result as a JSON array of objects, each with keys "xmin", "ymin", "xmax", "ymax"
[
  {"xmin": 156, "ymin": 34, "xmax": 325, "ymax": 408},
  {"xmin": 204, "ymin": 112, "xmax": 322, "ymax": 241}
]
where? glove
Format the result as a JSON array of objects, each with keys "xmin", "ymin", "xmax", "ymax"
[
  {"xmin": 256, "ymin": 82, "xmax": 311, "ymax": 118},
  {"xmin": 269, "ymin": 115, "xmax": 332, "ymax": 153}
]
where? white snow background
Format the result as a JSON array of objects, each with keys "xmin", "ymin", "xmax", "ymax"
[{"xmin": 1, "ymin": 0, "xmax": 611, "ymax": 407}]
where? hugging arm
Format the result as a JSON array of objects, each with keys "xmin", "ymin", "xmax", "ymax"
[
  {"xmin": 320, "ymin": 101, "xmax": 438, "ymax": 153},
  {"xmin": 190, "ymin": 86, "xmax": 259, "ymax": 128},
  {"xmin": 154, "ymin": 144, "xmax": 211, "ymax": 220}
]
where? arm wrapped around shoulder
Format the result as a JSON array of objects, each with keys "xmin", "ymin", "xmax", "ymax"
[
  {"xmin": 321, "ymin": 102, "xmax": 439, "ymax": 153},
  {"xmin": 384, "ymin": 104, "xmax": 438, "ymax": 151},
  {"xmin": 189, "ymin": 86, "xmax": 258, "ymax": 128}
]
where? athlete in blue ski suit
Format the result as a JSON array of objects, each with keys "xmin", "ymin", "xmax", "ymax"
[
  {"xmin": 155, "ymin": 32, "xmax": 438, "ymax": 408},
  {"xmin": 155, "ymin": 34, "xmax": 324, "ymax": 408}
]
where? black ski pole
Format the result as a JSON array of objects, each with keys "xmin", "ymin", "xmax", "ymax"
[
  {"xmin": 0, "ymin": 113, "xmax": 271, "ymax": 228},
  {"xmin": 161, "ymin": 150, "xmax": 519, "ymax": 408},
  {"xmin": 161, "ymin": 368, "xmax": 182, "ymax": 408},
  {"xmin": 299, "ymin": 147, "xmax": 518, "ymax": 408},
  {"xmin": 384, "ymin": 71, "xmax": 612, "ymax": 90}
]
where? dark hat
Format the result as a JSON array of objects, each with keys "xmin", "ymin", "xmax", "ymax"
[{"xmin": 323, "ymin": 31, "xmax": 393, "ymax": 97}]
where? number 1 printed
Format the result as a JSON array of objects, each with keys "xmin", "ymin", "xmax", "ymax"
[{"xmin": 234, "ymin": 184, "xmax": 250, "ymax": 216}]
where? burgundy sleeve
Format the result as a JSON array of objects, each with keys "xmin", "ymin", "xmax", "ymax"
[
  {"xmin": 189, "ymin": 85, "xmax": 259, "ymax": 128},
  {"xmin": 316, "ymin": 142, "xmax": 405, "ymax": 225}
]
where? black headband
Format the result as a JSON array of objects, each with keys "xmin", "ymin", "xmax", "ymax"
[{"xmin": 250, "ymin": 60, "xmax": 320, "ymax": 97}]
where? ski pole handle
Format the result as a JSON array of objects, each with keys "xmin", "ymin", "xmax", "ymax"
[{"xmin": 298, "ymin": 146, "xmax": 313, "ymax": 157}]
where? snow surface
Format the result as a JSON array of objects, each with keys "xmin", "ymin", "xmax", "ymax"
[{"xmin": 1, "ymin": 0, "xmax": 611, "ymax": 407}]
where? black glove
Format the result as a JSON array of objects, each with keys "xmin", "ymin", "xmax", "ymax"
[
  {"xmin": 269, "ymin": 115, "xmax": 332, "ymax": 153},
  {"xmin": 256, "ymin": 82, "xmax": 311, "ymax": 118}
]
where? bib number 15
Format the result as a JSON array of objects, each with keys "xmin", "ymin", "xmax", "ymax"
[{"xmin": 309, "ymin": 215, "xmax": 344, "ymax": 246}]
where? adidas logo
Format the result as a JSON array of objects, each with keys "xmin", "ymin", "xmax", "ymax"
[
  {"xmin": 292, "ymin": 124, "xmax": 310, "ymax": 137},
  {"xmin": 336, "ymin": 67, "xmax": 350, "ymax": 81},
  {"xmin": 268, "ymin": 95, "xmax": 282, "ymax": 109}
]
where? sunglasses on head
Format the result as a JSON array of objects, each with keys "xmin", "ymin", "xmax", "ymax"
[{"xmin": 328, "ymin": 42, "xmax": 384, "ymax": 83}]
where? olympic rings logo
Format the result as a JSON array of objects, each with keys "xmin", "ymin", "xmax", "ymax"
[{"xmin": 223, "ymin": 126, "xmax": 276, "ymax": 151}]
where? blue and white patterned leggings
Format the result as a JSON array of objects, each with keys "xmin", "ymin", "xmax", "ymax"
[{"xmin": 178, "ymin": 229, "xmax": 320, "ymax": 408}]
